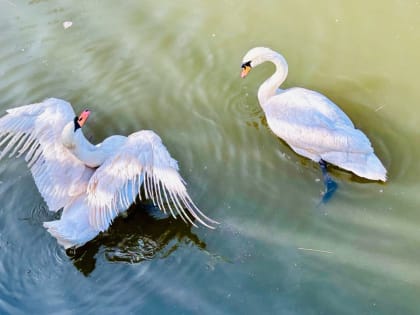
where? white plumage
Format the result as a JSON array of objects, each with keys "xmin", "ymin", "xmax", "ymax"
[
  {"xmin": 241, "ymin": 47, "xmax": 387, "ymax": 182},
  {"xmin": 0, "ymin": 98, "xmax": 217, "ymax": 249}
]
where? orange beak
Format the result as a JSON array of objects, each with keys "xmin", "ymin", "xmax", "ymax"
[
  {"xmin": 77, "ymin": 109, "xmax": 91, "ymax": 127},
  {"xmin": 241, "ymin": 65, "xmax": 251, "ymax": 78}
]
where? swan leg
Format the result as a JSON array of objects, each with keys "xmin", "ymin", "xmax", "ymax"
[
  {"xmin": 319, "ymin": 160, "xmax": 338, "ymax": 203},
  {"xmin": 145, "ymin": 203, "xmax": 171, "ymax": 220}
]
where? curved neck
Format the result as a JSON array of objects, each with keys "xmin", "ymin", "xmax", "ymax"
[
  {"xmin": 257, "ymin": 53, "xmax": 288, "ymax": 105},
  {"xmin": 61, "ymin": 122, "xmax": 106, "ymax": 168}
]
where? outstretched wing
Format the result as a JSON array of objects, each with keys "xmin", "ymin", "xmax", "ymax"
[
  {"xmin": 86, "ymin": 130, "xmax": 217, "ymax": 231},
  {"xmin": 0, "ymin": 98, "xmax": 94, "ymax": 211}
]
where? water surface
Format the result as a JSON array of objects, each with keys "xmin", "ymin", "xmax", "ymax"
[{"xmin": 0, "ymin": 1, "xmax": 420, "ymax": 314}]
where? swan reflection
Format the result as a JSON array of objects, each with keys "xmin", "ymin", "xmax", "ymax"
[{"xmin": 67, "ymin": 202, "xmax": 206, "ymax": 276}]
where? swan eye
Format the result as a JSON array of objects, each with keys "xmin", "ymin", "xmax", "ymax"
[
  {"xmin": 241, "ymin": 61, "xmax": 252, "ymax": 69},
  {"xmin": 241, "ymin": 61, "xmax": 252, "ymax": 78}
]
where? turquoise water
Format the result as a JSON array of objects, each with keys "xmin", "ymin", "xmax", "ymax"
[{"xmin": 0, "ymin": 1, "xmax": 420, "ymax": 314}]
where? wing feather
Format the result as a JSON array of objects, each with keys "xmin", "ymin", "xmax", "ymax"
[
  {"xmin": 264, "ymin": 88, "xmax": 373, "ymax": 155},
  {"xmin": 86, "ymin": 130, "xmax": 218, "ymax": 232},
  {"xmin": 0, "ymin": 98, "xmax": 93, "ymax": 211}
]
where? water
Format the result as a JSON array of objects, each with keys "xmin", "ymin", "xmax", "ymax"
[{"xmin": 0, "ymin": 0, "xmax": 419, "ymax": 314}]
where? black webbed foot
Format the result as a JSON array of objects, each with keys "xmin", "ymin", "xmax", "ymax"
[{"xmin": 319, "ymin": 160, "xmax": 338, "ymax": 203}]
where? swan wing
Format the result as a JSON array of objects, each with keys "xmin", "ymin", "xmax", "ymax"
[
  {"xmin": 282, "ymin": 88, "xmax": 355, "ymax": 127},
  {"xmin": 264, "ymin": 88, "xmax": 373, "ymax": 154},
  {"xmin": 0, "ymin": 98, "xmax": 93, "ymax": 211},
  {"xmin": 86, "ymin": 130, "xmax": 217, "ymax": 232}
]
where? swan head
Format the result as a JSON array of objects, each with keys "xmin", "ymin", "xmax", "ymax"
[
  {"xmin": 74, "ymin": 109, "xmax": 91, "ymax": 131},
  {"xmin": 241, "ymin": 47, "xmax": 279, "ymax": 78},
  {"xmin": 62, "ymin": 109, "xmax": 91, "ymax": 149}
]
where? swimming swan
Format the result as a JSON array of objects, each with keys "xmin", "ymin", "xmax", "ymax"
[
  {"xmin": 241, "ymin": 47, "xmax": 387, "ymax": 200},
  {"xmin": 0, "ymin": 98, "xmax": 217, "ymax": 248}
]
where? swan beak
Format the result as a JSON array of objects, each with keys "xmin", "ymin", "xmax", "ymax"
[
  {"xmin": 241, "ymin": 65, "xmax": 251, "ymax": 78},
  {"xmin": 77, "ymin": 109, "xmax": 91, "ymax": 127}
]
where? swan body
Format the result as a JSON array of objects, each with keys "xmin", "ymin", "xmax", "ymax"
[
  {"xmin": 0, "ymin": 98, "xmax": 217, "ymax": 248},
  {"xmin": 241, "ymin": 47, "xmax": 387, "ymax": 183}
]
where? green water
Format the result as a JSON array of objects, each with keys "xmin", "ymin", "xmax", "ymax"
[{"xmin": 0, "ymin": 1, "xmax": 419, "ymax": 314}]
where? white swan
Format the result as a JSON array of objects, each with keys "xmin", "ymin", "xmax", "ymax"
[
  {"xmin": 0, "ymin": 98, "xmax": 217, "ymax": 248},
  {"xmin": 241, "ymin": 47, "xmax": 387, "ymax": 199}
]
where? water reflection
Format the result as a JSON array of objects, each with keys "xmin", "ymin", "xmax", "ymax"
[{"xmin": 67, "ymin": 202, "xmax": 206, "ymax": 276}]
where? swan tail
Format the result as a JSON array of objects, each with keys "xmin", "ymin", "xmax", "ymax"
[
  {"xmin": 43, "ymin": 219, "xmax": 99, "ymax": 249},
  {"xmin": 43, "ymin": 196, "xmax": 99, "ymax": 249},
  {"xmin": 322, "ymin": 151, "xmax": 387, "ymax": 182},
  {"xmin": 364, "ymin": 153, "xmax": 387, "ymax": 181},
  {"xmin": 44, "ymin": 220, "xmax": 81, "ymax": 249}
]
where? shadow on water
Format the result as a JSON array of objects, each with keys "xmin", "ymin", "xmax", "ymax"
[{"xmin": 66, "ymin": 202, "xmax": 206, "ymax": 276}]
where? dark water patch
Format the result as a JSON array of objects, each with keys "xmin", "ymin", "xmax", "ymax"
[{"xmin": 67, "ymin": 203, "xmax": 207, "ymax": 276}]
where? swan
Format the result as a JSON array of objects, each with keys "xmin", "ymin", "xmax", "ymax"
[
  {"xmin": 241, "ymin": 47, "xmax": 387, "ymax": 200},
  {"xmin": 0, "ymin": 98, "xmax": 217, "ymax": 248}
]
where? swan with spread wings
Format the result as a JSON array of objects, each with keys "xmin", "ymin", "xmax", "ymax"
[{"xmin": 0, "ymin": 98, "xmax": 217, "ymax": 249}]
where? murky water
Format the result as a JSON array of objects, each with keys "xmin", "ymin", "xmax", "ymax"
[{"xmin": 0, "ymin": 0, "xmax": 419, "ymax": 314}]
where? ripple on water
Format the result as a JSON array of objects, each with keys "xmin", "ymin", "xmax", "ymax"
[
  {"xmin": 0, "ymin": 194, "xmax": 212, "ymax": 312},
  {"xmin": 343, "ymin": 102, "xmax": 418, "ymax": 185},
  {"xmin": 1, "ymin": 1, "xmax": 419, "ymax": 314}
]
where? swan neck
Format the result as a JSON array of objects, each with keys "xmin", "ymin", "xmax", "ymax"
[
  {"xmin": 257, "ymin": 53, "xmax": 288, "ymax": 105},
  {"xmin": 61, "ymin": 122, "xmax": 106, "ymax": 168}
]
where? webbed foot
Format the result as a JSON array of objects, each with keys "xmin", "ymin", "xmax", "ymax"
[{"xmin": 319, "ymin": 160, "xmax": 338, "ymax": 203}]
